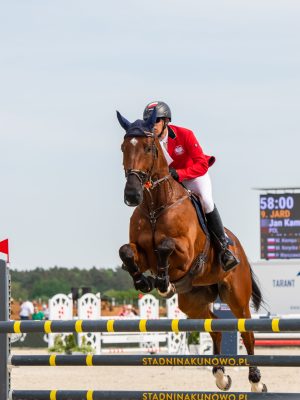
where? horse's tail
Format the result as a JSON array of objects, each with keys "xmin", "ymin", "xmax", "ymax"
[{"xmin": 249, "ymin": 264, "xmax": 263, "ymax": 312}]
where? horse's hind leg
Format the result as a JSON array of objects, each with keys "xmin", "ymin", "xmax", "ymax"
[
  {"xmin": 119, "ymin": 243, "xmax": 155, "ymax": 293},
  {"xmin": 178, "ymin": 289, "xmax": 232, "ymax": 392},
  {"xmin": 241, "ymin": 329, "xmax": 267, "ymax": 392},
  {"xmin": 240, "ymin": 309, "xmax": 267, "ymax": 392},
  {"xmin": 220, "ymin": 283, "xmax": 267, "ymax": 392},
  {"xmin": 209, "ymin": 310, "xmax": 232, "ymax": 392}
]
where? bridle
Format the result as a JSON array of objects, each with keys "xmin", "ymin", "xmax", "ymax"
[{"xmin": 124, "ymin": 131, "xmax": 170, "ymax": 188}]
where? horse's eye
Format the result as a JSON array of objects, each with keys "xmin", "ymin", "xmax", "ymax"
[{"xmin": 144, "ymin": 146, "xmax": 152, "ymax": 153}]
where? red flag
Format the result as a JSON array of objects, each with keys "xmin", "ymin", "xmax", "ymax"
[{"xmin": 0, "ymin": 239, "xmax": 9, "ymax": 263}]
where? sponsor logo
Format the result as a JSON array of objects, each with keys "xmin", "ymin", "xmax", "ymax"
[
  {"xmin": 147, "ymin": 102, "xmax": 158, "ymax": 109},
  {"xmin": 273, "ymin": 279, "xmax": 295, "ymax": 287},
  {"xmin": 142, "ymin": 393, "xmax": 248, "ymax": 400},
  {"xmin": 142, "ymin": 356, "xmax": 250, "ymax": 367},
  {"xmin": 174, "ymin": 145, "xmax": 184, "ymax": 155},
  {"xmin": 214, "ymin": 303, "xmax": 230, "ymax": 311}
]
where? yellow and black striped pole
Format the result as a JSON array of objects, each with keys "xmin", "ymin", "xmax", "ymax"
[
  {"xmin": 10, "ymin": 390, "xmax": 300, "ymax": 400},
  {"xmin": 1, "ymin": 318, "xmax": 300, "ymax": 334},
  {"xmin": 10, "ymin": 354, "xmax": 300, "ymax": 367}
]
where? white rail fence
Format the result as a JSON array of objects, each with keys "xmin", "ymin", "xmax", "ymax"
[{"xmin": 46, "ymin": 293, "xmax": 187, "ymax": 354}]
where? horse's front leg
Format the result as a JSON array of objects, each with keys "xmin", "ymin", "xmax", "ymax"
[
  {"xmin": 155, "ymin": 237, "xmax": 176, "ymax": 297},
  {"xmin": 119, "ymin": 243, "xmax": 155, "ymax": 293}
]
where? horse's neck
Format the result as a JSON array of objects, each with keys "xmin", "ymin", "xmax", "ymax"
[
  {"xmin": 143, "ymin": 147, "xmax": 187, "ymax": 208},
  {"xmin": 143, "ymin": 179, "xmax": 186, "ymax": 210}
]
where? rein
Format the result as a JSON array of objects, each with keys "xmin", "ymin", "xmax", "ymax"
[
  {"xmin": 140, "ymin": 184, "xmax": 190, "ymax": 235},
  {"xmin": 144, "ymin": 174, "xmax": 170, "ymax": 189}
]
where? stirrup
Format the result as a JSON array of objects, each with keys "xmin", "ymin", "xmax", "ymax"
[{"xmin": 221, "ymin": 250, "xmax": 239, "ymax": 272}]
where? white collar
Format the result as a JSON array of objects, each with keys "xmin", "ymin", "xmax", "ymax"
[{"xmin": 160, "ymin": 133, "xmax": 168, "ymax": 144}]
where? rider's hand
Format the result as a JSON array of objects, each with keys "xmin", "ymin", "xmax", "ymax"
[{"xmin": 169, "ymin": 168, "xmax": 179, "ymax": 181}]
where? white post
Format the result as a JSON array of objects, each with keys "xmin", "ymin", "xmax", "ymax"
[
  {"xmin": 166, "ymin": 294, "xmax": 188, "ymax": 354},
  {"xmin": 48, "ymin": 293, "xmax": 73, "ymax": 348},
  {"xmin": 138, "ymin": 294, "xmax": 160, "ymax": 352},
  {"xmin": 78, "ymin": 292, "xmax": 101, "ymax": 354}
]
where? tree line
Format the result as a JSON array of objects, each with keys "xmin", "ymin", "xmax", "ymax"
[{"xmin": 11, "ymin": 266, "xmax": 141, "ymax": 304}]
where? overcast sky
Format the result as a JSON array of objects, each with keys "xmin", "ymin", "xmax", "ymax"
[{"xmin": 0, "ymin": 1, "xmax": 299, "ymax": 270}]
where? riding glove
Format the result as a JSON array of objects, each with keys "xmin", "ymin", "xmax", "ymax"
[{"xmin": 169, "ymin": 168, "xmax": 179, "ymax": 181}]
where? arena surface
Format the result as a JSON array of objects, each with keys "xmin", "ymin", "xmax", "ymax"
[{"xmin": 11, "ymin": 347, "xmax": 300, "ymax": 393}]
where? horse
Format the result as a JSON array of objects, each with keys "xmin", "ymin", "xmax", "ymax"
[{"xmin": 117, "ymin": 108, "xmax": 267, "ymax": 393}]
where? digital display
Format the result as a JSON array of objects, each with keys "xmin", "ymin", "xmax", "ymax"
[{"xmin": 260, "ymin": 193, "xmax": 300, "ymax": 259}]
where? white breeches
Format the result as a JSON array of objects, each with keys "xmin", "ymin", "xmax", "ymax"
[{"xmin": 183, "ymin": 172, "xmax": 215, "ymax": 213}]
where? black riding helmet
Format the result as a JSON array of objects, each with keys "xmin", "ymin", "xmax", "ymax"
[{"xmin": 143, "ymin": 101, "xmax": 172, "ymax": 121}]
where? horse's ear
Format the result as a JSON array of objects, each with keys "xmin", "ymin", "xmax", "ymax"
[
  {"xmin": 145, "ymin": 107, "xmax": 157, "ymax": 130},
  {"xmin": 116, "ymin": 111, "xmax": 131, "ymax": 131}
]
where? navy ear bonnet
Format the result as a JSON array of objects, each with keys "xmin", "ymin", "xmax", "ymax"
[{"xmin": 116, "ymin": 108, "xmax": 157, "ymax": 138}]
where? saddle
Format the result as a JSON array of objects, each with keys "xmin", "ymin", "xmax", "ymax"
[
  {"xmin": 190, "ymin": 192, "xmax": 233, "ymax": 246},
  {"xmin": 190, "ymin": 193, "xmax": 210, "ymax": 237}
]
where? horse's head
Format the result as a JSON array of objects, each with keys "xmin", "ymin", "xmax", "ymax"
[{"xmin": 117, "ymin": 108, "xmax": 166, "ymax": 207}]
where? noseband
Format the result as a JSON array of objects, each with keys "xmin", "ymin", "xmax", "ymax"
[{"xmin": 125, "ymin": 169, "xmax": 149, "ymax": 185}]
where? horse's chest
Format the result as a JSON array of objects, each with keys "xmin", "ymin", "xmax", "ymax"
[{"xmin": 137, "ymin": 232, "xmax": 152, "ymax": 247}]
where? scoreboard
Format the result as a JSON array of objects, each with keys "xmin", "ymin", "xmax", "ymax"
[{"xmin": 260, "ymin": 193, "xmax": 300, "ymax": 259}]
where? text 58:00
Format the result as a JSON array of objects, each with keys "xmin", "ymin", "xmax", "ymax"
[{"xmin": 260, "ymin": 196, "xmax": 294, "ymax": 210}]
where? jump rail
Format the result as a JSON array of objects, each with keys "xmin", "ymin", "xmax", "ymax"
[
  {"xmin": 9, "ymin": 390, "xmax": 300, "ymax": 400},
  {"xmin": 10, "ymin": 354, "xmax": 300, "ymax": 367},
  {"xmin": 1, "ymin": 260, "xmax": 300, "ymax": 400},
  {"xmin": 2, "ymin": 318, "xmax": 300, "ymax": 333}
]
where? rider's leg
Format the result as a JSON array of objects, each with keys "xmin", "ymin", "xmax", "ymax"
[
  {"xmin": 183, "ymin": 173, "xmax": 239, "ymax": 271},
  {"xmin": 206, "ymin": 206, "xmax": 239, "ymax": 271}
]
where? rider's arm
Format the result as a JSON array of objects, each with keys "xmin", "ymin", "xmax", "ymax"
[{"xmin": 176, "ymin": 130, "xmax": 212, "ymax": 182}]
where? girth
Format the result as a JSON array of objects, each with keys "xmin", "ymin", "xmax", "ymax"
[
  {"xmin": 169, "ymin": 194, "xmax": 211, "ymax": 294},
  {"xmin": 169, "ymin": 231, "xmax": 234, "ymax": 294},
  {"xmin": 170, "ymin": 237, "xmax": 211, "ymax": 294}
]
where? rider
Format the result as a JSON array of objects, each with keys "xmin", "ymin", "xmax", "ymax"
[{"xmin": 143, "ymin": 101, "xmax": 239, "ymax": 271}]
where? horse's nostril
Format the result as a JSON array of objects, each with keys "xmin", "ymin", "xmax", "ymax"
[
  {"xmin": 124, "ymin": 191, "xmax": 143, "ymax": 207},
  {"xmin": 125, "ymin": 198, "xmax": 136, "ymax": 207},
  {"xmin": 124, "ymin": 173, "xmax": 144, "ymax": 206}
]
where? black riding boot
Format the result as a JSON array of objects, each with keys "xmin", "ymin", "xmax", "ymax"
[{"xmin": 205, "ymin": 206, "xmax": 239, "ymax": 271}]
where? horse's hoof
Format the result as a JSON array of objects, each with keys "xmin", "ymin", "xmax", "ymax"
[
  {"xmin": 262, "ymin": 383, "xmax": 268, "ymax": 392},
  {"xmin": 216, "ymin": 375, "xmax": 232, "ymax": 391},
  {"xmin": 157, "ymin": 283, "xmax": 176, "ymax": 298},
  {"xmin": 251, "ymin": 382, "xmax": 268, "ymax": 392}
]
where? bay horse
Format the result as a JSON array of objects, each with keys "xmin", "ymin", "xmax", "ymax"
[{"xmin": 117, "ymin": 108, "xmax": 267, "ymax": 393}]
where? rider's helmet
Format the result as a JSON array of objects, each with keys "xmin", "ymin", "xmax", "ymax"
[{"xmin": 143, "ymin": 101, "xmax": 172, "ymax": 121}]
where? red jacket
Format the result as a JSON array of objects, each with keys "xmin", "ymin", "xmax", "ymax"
[{"xmin": 167, "ymin": 125, "xmax": 215, "ymax": 182}]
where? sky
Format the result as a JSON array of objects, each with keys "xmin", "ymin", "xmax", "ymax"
[{"xmin": 0, "ymin": 0, "xmax": 300, "ymax": 270}]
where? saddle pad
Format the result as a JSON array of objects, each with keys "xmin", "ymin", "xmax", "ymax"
[{"xmin": 190, "ymin": 194, "xmax": 210, "ymax": 237}]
